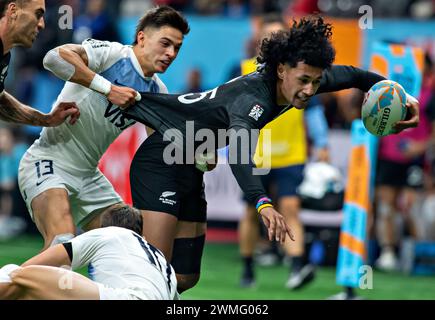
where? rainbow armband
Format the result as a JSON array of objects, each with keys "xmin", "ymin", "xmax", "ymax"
[{"xmin": 256, "ymin": 197, "xmax": 273, "ymax": 213}]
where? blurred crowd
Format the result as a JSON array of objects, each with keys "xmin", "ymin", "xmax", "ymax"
[{"xmin": 1, "ymin": 0, "xmax": 435, "ymax": 281}]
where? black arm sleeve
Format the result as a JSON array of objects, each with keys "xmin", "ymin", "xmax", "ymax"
[
  {"xmin": 62, "ymin": 242, "xmax": 73, "ymax": 263},
  {"xmin": 317, "ymin": 65, "xmax": 386, "ymax": 94},
  {"xmin": 228, "ymin": 125, "xmax": 269, "ymax": 205}
]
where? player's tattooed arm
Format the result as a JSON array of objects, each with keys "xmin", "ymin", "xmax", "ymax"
[{"xmin": 0, "ymin": 91, "xmax": 80, "ymax": 126}]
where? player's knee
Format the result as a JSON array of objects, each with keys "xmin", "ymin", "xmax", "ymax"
[
  {"xmin": 171, "ymin": 235, "xmax": 205, "ymax": 291},
  {"xmin": 279, "ymin": 199, "xmax": 300, "ymax": 219},
  {"xmin": 35, "ymin": 212, "xmax": 75, "ymax": 243},
  {"xmin": 176, "ymin": 274, "xmax": 200, "ymax": 293}
]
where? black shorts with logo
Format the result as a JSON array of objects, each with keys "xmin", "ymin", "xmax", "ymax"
[{"xmin": 130, "ymin": 132, "xmax": 207, "ymax": 222}]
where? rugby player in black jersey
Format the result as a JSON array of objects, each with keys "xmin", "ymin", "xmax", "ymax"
[
  {"xmin": 125, "ymin": 16, "xmax": 420, "ymax": 293},
  {"xmin": 0, "ymin": 0, "xmax": 79, "ymax": 126}
]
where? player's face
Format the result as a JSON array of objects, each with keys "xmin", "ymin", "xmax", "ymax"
[
  {"xmin": 137, "ymin": 26, "xmax": 183, "ymax": 76},
  {"xmin": 13, "ymin": 0, "xmax": 46, "ymax": 48},
  {"xmin": 276, "ymin": 62, "xmax": 323, "ymax": 109}
]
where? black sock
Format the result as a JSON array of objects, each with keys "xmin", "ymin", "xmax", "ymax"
[
  {"xmin": 291, "ymin": 256, "xmax": 304, "ymax": 273},
  {"xmin": 242, "ymin": 256, "xmax": 254, "ymax": 278},
  {"xmin": 270, "ymin": 241, "xmax": 280, "ymax": 255}
]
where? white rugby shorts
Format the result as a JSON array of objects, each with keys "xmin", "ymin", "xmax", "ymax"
[{"xmin": 18, "ymin": 152, "xmax": 122, "ymax": 228}]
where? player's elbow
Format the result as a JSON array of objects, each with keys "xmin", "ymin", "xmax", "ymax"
[
  {"xmin": 177, "ymin": 274, "xmax": 200, "ymax": 293},
  {"xmin": 43, "ymin": 47, "xmax": 76, "ymax": 82},
  {"xmin": 43, "ymin": 48, "xmax": 58, "ymax": 71}
]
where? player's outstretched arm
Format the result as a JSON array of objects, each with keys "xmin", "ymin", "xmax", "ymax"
[
  {"xmin": 21, "ymin": 244, "xmax": 71, "ymax": 268},
  {"xmin": 317, "ymin": 65, "xmax": 386, "ymax": 94},
  {"xmin": 1, "ymin": 265, "xmax": 99, "ymax": 300},
  {"xmin": 318, "ymin": 65, "xmax": 420, "ymax": 132},
  {"xmin": 44, "ymin": 44, "xmax": 139, "ymax": 109},
  {"xmin": 0, "ymin": 92, "xmax": 79, "ymax": 126},
  {"xmin": 227, "ymin": 125, "xmax": 294, "ymax": 243},
  {"xmin": 1, "ymin": 244, "xmax": 76, "ymax": 300}
]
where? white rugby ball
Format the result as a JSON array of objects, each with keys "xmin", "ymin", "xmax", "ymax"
[{"xmin": 361, "ymin": 80, "xmax": 407, "ymax": 136}]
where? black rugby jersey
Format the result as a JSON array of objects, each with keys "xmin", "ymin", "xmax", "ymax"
[
  {"xmin": 125, "ymin": 65, "xmax": 385, "ymax": 204},
  {"xmin": 0, "ymin": 38, "xmax": 11, "ymax": 94}
]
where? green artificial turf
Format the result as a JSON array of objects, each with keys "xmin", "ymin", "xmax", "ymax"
[{"xmin": 1, "ymin": 235, "xmax": 434, "ymax": 300}]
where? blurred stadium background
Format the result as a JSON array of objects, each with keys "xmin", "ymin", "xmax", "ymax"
[{"xmin": 1, "ymin": 0, "xmax": 435, "ymax": 300}]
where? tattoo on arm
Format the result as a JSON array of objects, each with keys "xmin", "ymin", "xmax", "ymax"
[{"xmin": 0, "ymin": 92, "xmax": 47, "ymax": 126}]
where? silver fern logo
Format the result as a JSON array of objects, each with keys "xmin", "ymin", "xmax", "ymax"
[
  {"xmin": 159, "ymin": 191, "xmax": 177, "ymax": 205},
  {"xmin": 161, "ymin": 191, "xmax": 176, "ymax": 198}
]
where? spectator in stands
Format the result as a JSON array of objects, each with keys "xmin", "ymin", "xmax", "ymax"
[
  {"xmin": 153, "ymin": 0, "xmax": 190, "ymax": 11},
  {"xmin": 184, "ymin": 68, "xmax": 204, "ymax": 93},
  {"xmin": 0, "ymin": 127, "xmax": 28, "ymax": 239},
  {"xmin": 192, "ymin": 0, "xmax": 224, "ymax": 15},
  {"xmin": 73, "ymin": 0, "xmax": 119, "ymax": 43}
]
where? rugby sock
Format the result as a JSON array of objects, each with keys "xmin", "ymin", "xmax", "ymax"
[
  {"xmin": 242, "ymin": 256, "xmax": 254, "ymax": 278},
  {"xmin": 291, "ymin": 256, "xmax": 304, "ymax": 273}
]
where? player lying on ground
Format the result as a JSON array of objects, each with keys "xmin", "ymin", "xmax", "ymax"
[
  {"xmin": 18, "ymin": 6, "xmax": 189, "ymax": 250},
  {"xmin": 124, "ymin": 16, "xmax": 420, "ymax": 258},
  {"xmin": 0, "ymin": 204, "xmax": 178, "ymax": 300}
]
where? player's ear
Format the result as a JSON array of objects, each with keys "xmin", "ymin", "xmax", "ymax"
[
  {"xmin": 277, "ymin": 63, "xmax": 285, "ymax": 80},
  {"xmin": 7, "ymin": 2, "xmax": 18, "ymax": 20},
  {"xmin": 136, "ymin": 30, "xmax": 146, "ymax": 47}
]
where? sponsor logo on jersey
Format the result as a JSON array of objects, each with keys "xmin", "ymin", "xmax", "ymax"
[
  {"xmin": 249, "ymin": 104, "xmax": 264, "ymax": 121},
  {"xmin": 159, "ymin": 191, "xmax": 177, "ymax": 206},
  {"xmin": 85, "ymin": 38, "xmax": 109, "ymax": 49},
  {"xmin": 36, "ymin": 177, "xmax": 50, "ymax": 187},
  {"xmin": 104, "ymin": 102, "xmax": 136, "ymax": 130}
]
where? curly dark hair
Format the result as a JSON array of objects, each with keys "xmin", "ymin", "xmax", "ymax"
[{"xmin": 257, "ymin": 16, "xmax": 335, "ymax": 80}]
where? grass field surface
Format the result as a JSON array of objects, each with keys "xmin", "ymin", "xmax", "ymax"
[{"xmin": 1, "ymin": 235, "xmax": 435, "ymax": 300}]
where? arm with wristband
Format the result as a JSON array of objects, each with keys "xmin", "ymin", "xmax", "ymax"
[
  {"xmin": 318, "ymin": 65, "xmax": 420, "ymax": 132},
  {"xmin": 227, "ymin": 124, "xmax": 295, "ymax": 243},
  {"xmin": 43, "ymin": 42, "xmax": 140, "ymax": 109},
  {"xmin": 256, "ymin": 197, "xmax": 274, "ymax": 212}
]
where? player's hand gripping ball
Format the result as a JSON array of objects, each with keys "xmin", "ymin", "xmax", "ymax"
[{"xmin": 361, "ymin": 80, "xmax": 407, "ymax": 136}]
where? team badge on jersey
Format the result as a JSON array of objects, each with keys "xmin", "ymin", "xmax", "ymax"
[{"xmin": 249, "ymin": 104, "xmax": 264, "ymax": 121}]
